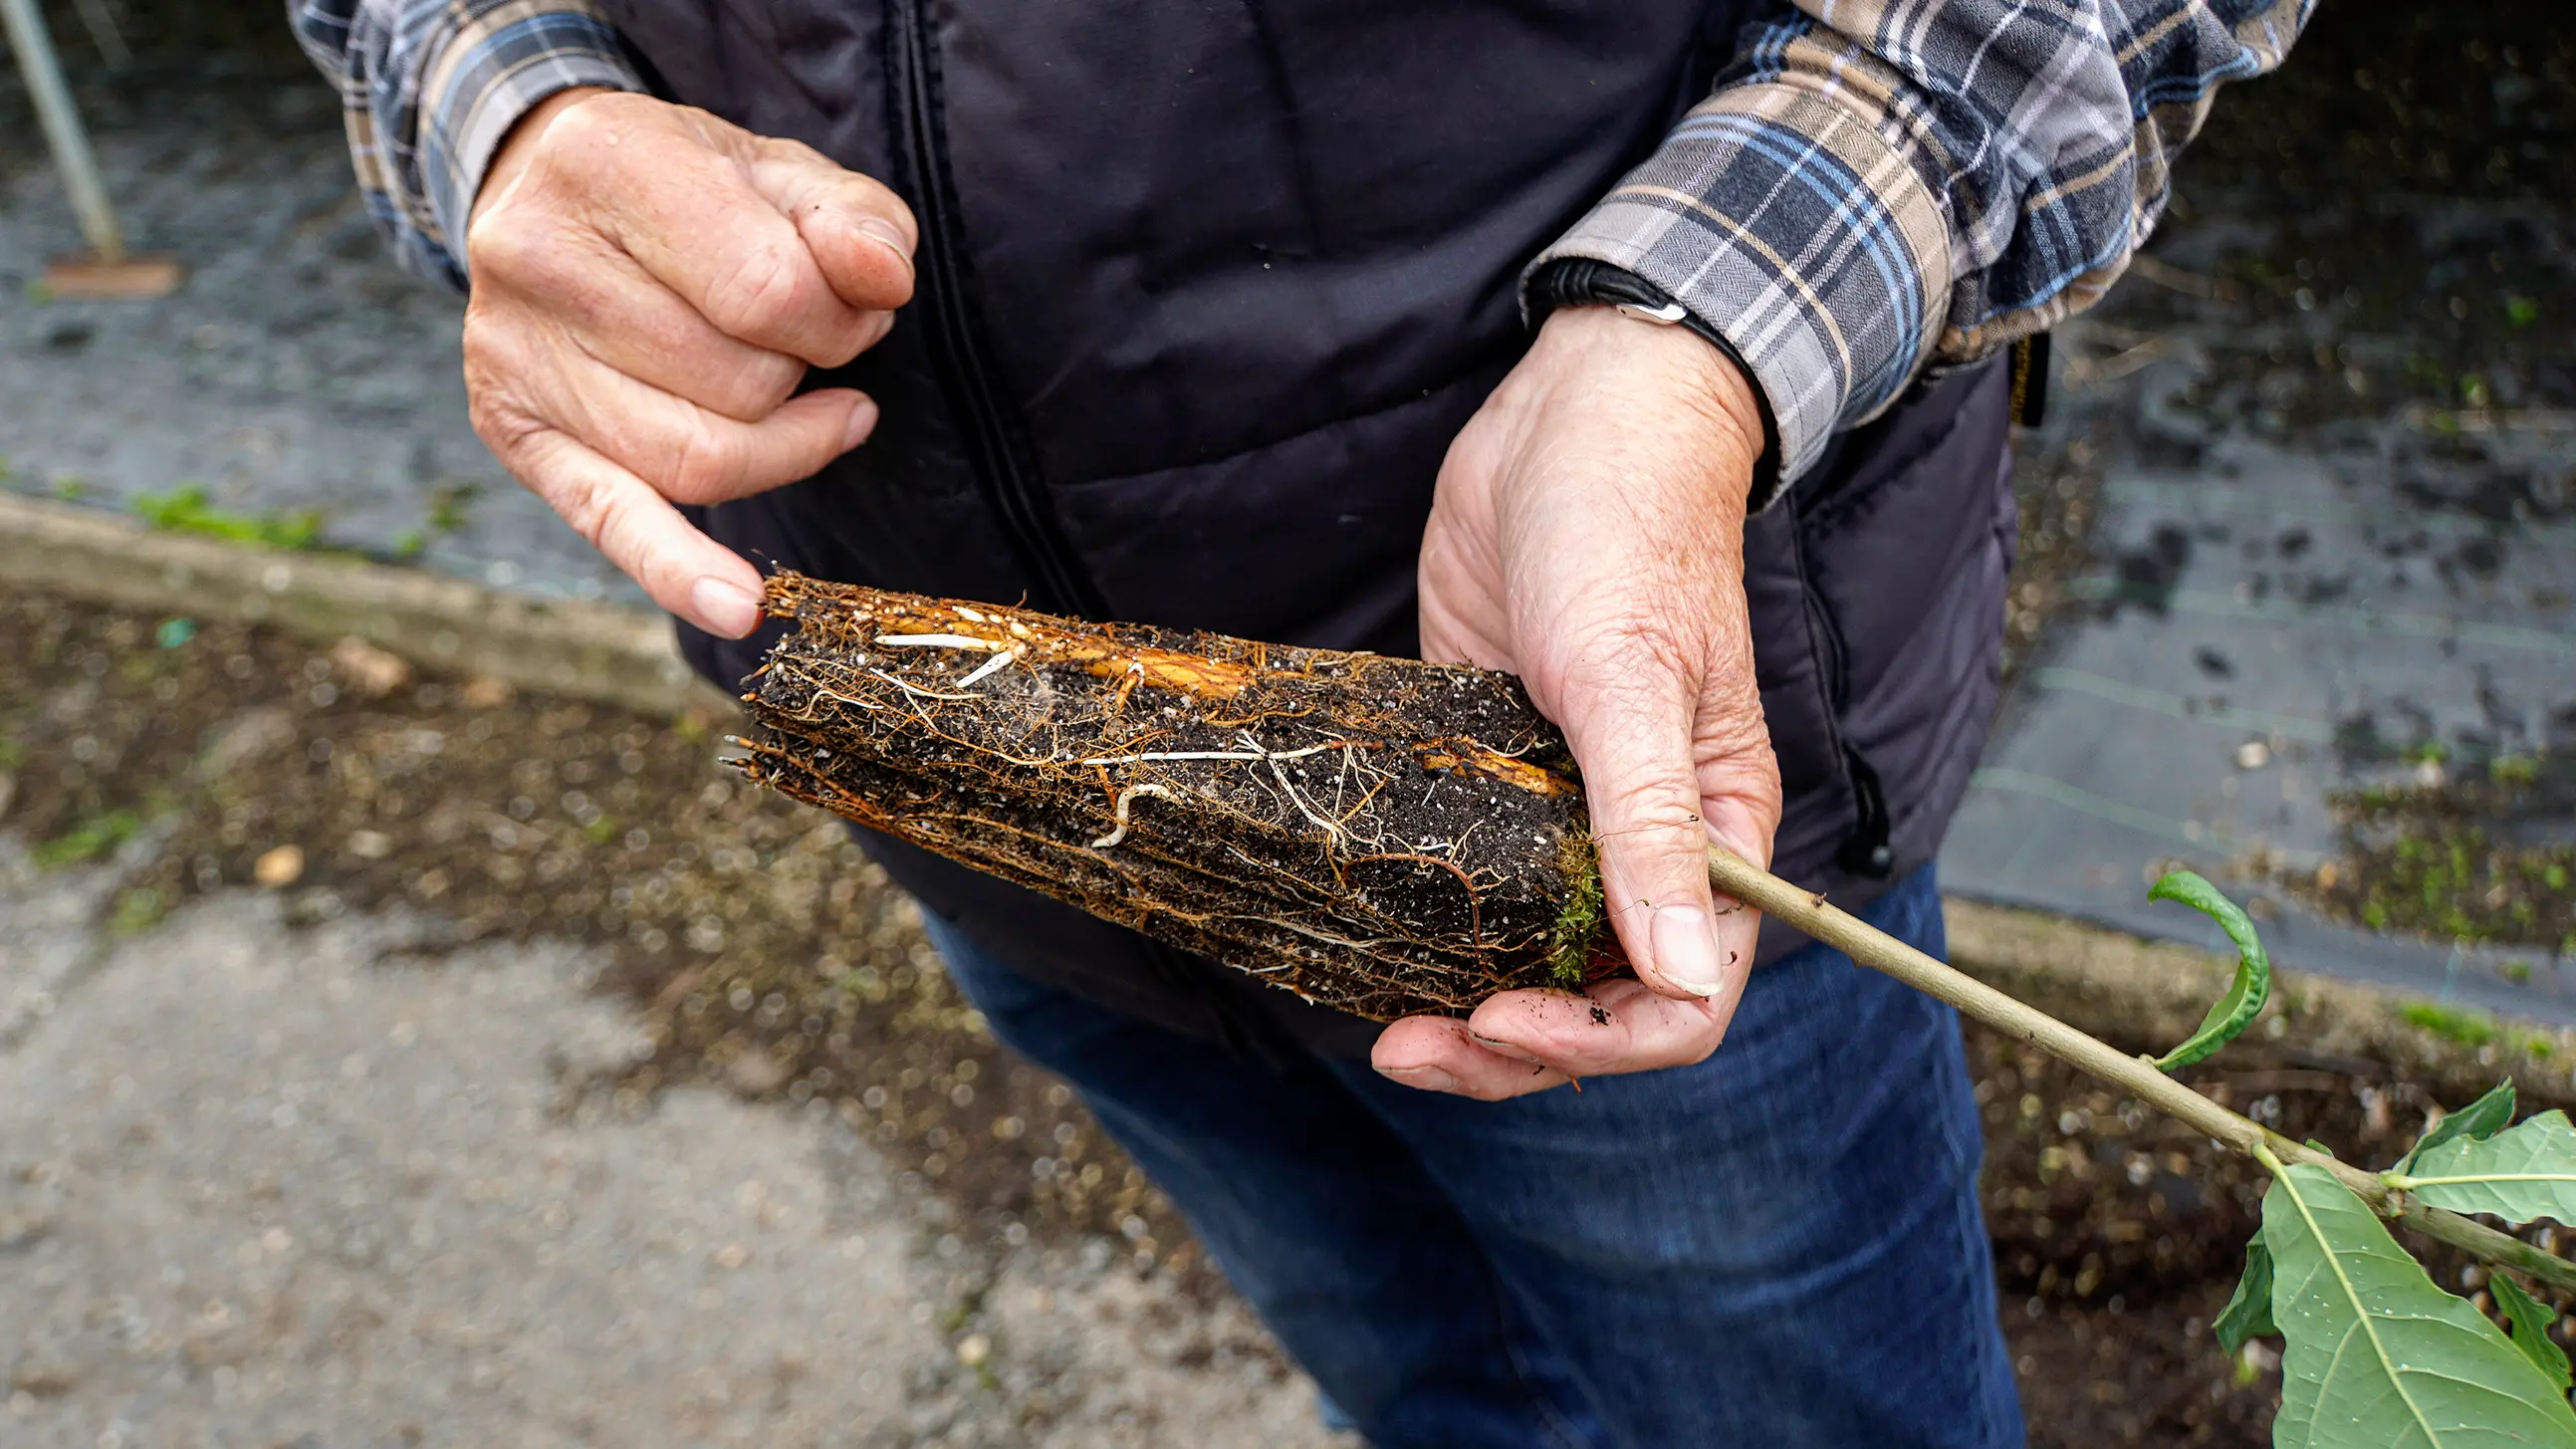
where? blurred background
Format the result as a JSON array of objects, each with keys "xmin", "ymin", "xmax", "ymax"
[{"xmin": 1, "ymin": 1, "xmax": 2571, "ymax": 1444}]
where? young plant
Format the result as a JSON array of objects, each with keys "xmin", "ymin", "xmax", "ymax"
[
  {"xmin": 1711, "ymin": 854, "xmax": 2576, "ymax": 1447},
  {"xmin": 736, "ymin": 577, "xmax": 2576, "ymax": 1445}
]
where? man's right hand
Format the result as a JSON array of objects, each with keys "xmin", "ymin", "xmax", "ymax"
[{"xmin": 463, "ymin": 89, "xmax": 917, "ymax": 637}]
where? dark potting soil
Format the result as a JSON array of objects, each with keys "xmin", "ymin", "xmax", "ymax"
[
  {"xmin": 737, "ymin": 574, "xmax": 1601, "ymax": 1021},
  {"xmin": 7, "ymin": 582, "xmax": 2572, "ymax": 1444}
]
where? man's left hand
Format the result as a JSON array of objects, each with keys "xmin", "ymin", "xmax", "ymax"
[{"xmin": 1376, "ymin": 305, "xmax": 1782, "ymax": 1099}]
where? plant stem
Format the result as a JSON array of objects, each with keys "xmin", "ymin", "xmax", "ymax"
[{"xmin": 1706, "ymin": 846, "xmax": 2576, "ymax": 1294}]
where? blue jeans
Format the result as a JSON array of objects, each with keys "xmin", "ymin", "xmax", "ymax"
[{"xmin": 924, "ymin": 867, "xmax": 2022, "ymax": 1448}]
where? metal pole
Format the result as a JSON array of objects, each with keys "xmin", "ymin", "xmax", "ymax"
[{"xmin": 0, "ymin": 0, "xmax": 125, "ymax": 263}]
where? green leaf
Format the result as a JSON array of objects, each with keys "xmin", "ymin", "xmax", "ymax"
[
  {"xmin": 2263, "ymin": 1162, "xmax": 2576, "ymax": 1447},
  {"xmin": 2146, "ymin": 870, "xmax": 2272, "ymax": 1071},
  {"xmin": 2395, "ymin": 1109, "xmax": 2576, "ymax": 1226},
  {"xmin": 2400, "ymin": 1081, "xmax": 2517, "ymax": 1173},
  {"xmin": 2216, "ymin": 1229, "xmax": 2277, "ymax": 1353},
  {"xmin": 2492, "ymin": 1274, "xmax": 2573, "ymax": 1392}
]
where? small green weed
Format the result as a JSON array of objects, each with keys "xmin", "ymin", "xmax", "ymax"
[
  {"xmin": 109, "ymin": 886, "xmax": 167, "ymax": 937},
  {"xmin": 132, "ymin": 485, "xmax": 323, "ymax": 550},
  {"xmin": 2400, "ymin": 1002, "xmax": 2498, "ymax": 1048},
  {"xmin": 33, "ymin": 810, "xmax": 141, "ymax": 868},
  {"xmin": 426, "ymin": 480, "xmax": 483, "ymax": 534}
]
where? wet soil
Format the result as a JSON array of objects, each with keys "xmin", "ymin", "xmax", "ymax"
[
  {"xmin": 2287, "ymin": 760, "xmax": 2576, "ymax": 957},
  {"xmin": 740, "ymin": 575, "xmax": 1600, "ymax": 1020},
  {"xmin": 11, "ymin": 580, "xmax": 2576, "ymax": 1445}
]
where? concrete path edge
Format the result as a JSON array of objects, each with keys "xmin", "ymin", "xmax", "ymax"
[{"xmin": 0, "ymin": 492, "xmax": 729, "ymax": 717}]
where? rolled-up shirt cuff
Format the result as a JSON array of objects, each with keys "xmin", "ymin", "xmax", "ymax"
[
  {"xmin": 418, "ymin": 3, "xmax": 643, "ymax": 285},
  {"xmin": 1530, "ymin": 83, "xmax": 1954, "ymax": 490}
]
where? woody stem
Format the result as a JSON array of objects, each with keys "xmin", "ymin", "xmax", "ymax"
[{"xmin": 1705, "ymin": 846, "xmax": 2576, "ymax": 1293}]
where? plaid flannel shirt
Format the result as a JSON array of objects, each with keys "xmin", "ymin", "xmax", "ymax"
[{"xmin": 291, "ymin": 0, "xmax": 2311, "ymax": 486}]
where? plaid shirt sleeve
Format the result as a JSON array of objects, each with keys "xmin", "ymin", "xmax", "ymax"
[
  {"xmin": 1535, "ymin": 0, "xmax": 2313, "ymax": 487},
  {"xmin": 290, "ymin": 0, "xmax": 642, "ymax": 290}
]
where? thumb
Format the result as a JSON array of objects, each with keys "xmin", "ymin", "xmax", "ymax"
[
  {"xmin": 742, "ymin": 138, "xmax": 918, "ymax": 313},
  {"xmin": 1564, "ymin": 666, "xmax": 1742, "ymax": 1003}
]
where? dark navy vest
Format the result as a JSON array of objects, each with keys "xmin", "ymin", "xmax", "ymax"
[{"xmin": 603, "ymin": 0, "xmax": 2019, "ymax": 1052}]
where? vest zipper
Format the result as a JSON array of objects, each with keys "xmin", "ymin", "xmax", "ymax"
[
  {"xmin": 885, "ymin": 0, "xmax": 1105, "ymax": 618},
  {"xmin": 880, "ymin": 0, "xmax": 1282, "ymax": 1044},
  {"xmin": 1801, "ymin": 560, "xmax": 1895, "ymax": 878}
]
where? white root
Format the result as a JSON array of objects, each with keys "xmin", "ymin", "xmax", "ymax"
[
  {"xmin": 1091, "ymin": 783, "xmax": 1177, "ymax": 848},
  {"xmin": 954, "ymin": 649, "xmax": 1018, "ymax": 689},
  {"xmin": 1077, "ymin": 742, "xmax": 1343, "ymax": 767},
  {"xmin": 873, "ymin": 632, "xmax": 1005, "ymax": 650},
  {"xmin": 865, "ymin": 668, "xmax": 985, "ymax": 702}
]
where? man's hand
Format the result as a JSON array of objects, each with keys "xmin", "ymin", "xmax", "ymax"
[
  {"xmin": 463, "ymin": 89, "xmax": 918, "ymax": 637},
  {"xmin": 1377, "ymin": 306, "xmax": 1782, "ymax": 1099}
]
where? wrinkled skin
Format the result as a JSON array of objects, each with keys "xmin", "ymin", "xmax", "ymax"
[
  {"xmin": 1384, "ymin": 307, "xmax": 1779, "ymax": 1099},
  {"xmin": 463, "ymin": 88, "xmax": 915, "ymax": 636},
  {"xmin": 464, "ymin": 93, "xmax": 1780, "ymax": 1100}
]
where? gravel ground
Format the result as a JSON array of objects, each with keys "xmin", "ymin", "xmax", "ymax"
[{"xmin": 0, "ymin": 843, "xmax": 1349, "ymax": 1448}]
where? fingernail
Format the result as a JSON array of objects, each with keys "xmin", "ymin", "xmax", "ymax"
[
  {"xmin": 1376, "ymin": 1064, "xmax": 1460, "ymax": 1093},
  {"xmin": 1651, "ymin": 905, "xmax": 1727, "ymax": 998},
  {"xmin": 855, "ymin": 217, "xmax": 914, "ymax": 269},
  {"xmin": 691, "ymin": 577, "xmax": 762, "ymax": 638},
  {"xmin": 1469, "ymin": 1033, "xmax": 1545, "ymax": 1066},
  {"xmin": 841, "ymin": 397, "xmax": 878, "ymax": 451}
]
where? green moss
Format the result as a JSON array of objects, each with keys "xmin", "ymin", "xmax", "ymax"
[
  {"xmin": 132, "ymin": 485, "xmax": 323, "ymax": 551},
  {"xmin": 108, "ymin": 886, "xmax": 166, "ymax": 937},
  {"xmin": 1545, "ymin": 830, "xmax": 1606, "ymax": 990},
  {"xmin": 426, "ymin": 481, "xmax": 482, "ymax": 534},
  {"xmin": 33, "ymin": 809, "xmax": 140, "ymax": 868},
  {"xmin": 2296, "ymin": 765, "xmax": 2576, "ymax": 952},
  {"xmin": 2401, "ymin": 1002, "xmax": 2499, "ymax": 1048}
]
